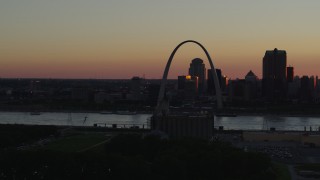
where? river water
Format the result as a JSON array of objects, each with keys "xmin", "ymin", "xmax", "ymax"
[{"xmin": 0, "ymin": 112, "xmax": 320, "ymax": 131}]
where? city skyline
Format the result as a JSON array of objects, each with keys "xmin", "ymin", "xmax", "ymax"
[{"xmin": 1, "ymin": 1, "xmax": 320, "ymax": 79}]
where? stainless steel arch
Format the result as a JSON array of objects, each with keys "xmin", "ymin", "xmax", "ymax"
[{"xmin": 156, "ymin": 40, "xmax": 223, "ymax": 111}]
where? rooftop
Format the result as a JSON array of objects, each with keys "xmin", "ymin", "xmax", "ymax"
[
  {"xmin": 245, "ymin": 70, "xmax": 257, "ymax": 78},
  {"xmin": 265, "ymin": 48, "xmax": 286, "ymax": 54}
]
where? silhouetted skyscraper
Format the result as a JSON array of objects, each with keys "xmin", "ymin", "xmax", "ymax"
[
  {"xmin": 263, "ymin": 48, "xmax": 287, "ymax": 80},
  {"xmin": 189, "ymin": 58, "xmax": 206, "ymax": 94},
  {"xmin": 262, "ymin": 48, "xmax": 287, "ymax": 100},
  {"xmin": 287, "ymin": 66, "xmax": 294, "ymax": 83}
]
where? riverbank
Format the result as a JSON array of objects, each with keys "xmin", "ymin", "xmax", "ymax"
[
  {"xmin": 233, "ymin": 112, "xmax": 320, "ymax": 117},
  {"xmin": 0, "ymin": 109, "xmax": 153, "ymax": 114},
  {"xmin": 2, "ymin": 109, "xmax": 320, "ymax": 117}
]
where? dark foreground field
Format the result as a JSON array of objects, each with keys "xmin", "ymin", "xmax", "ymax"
[{"xmin": 0, "ymin": 124, "xmax": 289, "ymax": 180}]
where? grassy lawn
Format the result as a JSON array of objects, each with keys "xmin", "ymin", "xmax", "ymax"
[
  {"xmin": 273, "ymin": 163, "xmax": 291, "ymax": 180},
  {"xmin": 42, "ymin": 133, "xmax": 109, "ymax": 152}
]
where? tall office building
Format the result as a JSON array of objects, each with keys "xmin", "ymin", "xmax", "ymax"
[
  {"xmin": 263, "ymin": 48, "xmax": 287, "ymax": 80},
  {"xmin": 189, "ymin": 58, "xmax": 206, "ymax": 94},
  {"xmin": 287, "ymin": 66, "xmax": 294, "ymax": 83},
  {"xmin": 262, "ymin": 48, "xmax": 287, "ymax": 100}
]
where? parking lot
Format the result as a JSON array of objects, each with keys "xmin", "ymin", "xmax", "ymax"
[{"xmin": 216, "ymin": 131, "xmax": 320, "ymax": 164}]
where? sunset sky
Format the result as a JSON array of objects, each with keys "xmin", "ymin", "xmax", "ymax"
[{"xmin": 1, "ymin": 0, "xmax": 320, "ymax": 79}]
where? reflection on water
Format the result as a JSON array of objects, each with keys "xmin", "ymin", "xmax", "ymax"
[
  {"xmin": 0, "ymin": 112, "xmax": 320, "ymax": 131},
  {"xmin": 214, "ymin": 115, "xmax": 320, "ymax": 131},
  {"xmin": 264, "ymin": 116, "xmax": 286, "ymax": 122},
  {"xmin": 0, "ymin": 112, "xmax": 150, "ymax": 127},
  {"xmin": 298, "ymin": 116, "xmax": 309, "ymax": 123}
]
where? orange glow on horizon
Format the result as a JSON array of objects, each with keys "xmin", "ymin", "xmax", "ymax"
[{"xmin": 1, "ymin": 1, "xmax": 320, "ymax": 79}]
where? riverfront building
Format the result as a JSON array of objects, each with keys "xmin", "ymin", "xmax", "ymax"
[{"xmin": 151, "ymin": 114, "xmax": 213, "ymax": 139}]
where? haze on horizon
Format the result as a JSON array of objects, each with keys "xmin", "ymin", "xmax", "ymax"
[{"xmin": 1, "ymin": 0, "xmax": 320, "ymax": 79}]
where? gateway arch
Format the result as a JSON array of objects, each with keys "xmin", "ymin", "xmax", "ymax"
[{"xmin": 156, "ymin": 40, "xmax": 223, "ymax": 113}]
